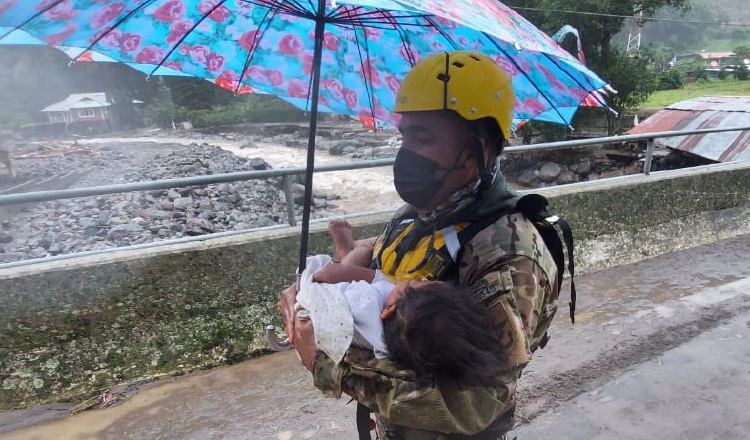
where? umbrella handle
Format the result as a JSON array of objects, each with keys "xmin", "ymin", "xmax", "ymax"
[{"xmin": 265, "ymin": 325, "xmax": 292, "ymax": 351}]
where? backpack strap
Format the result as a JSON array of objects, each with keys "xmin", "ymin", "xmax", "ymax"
[
  {"xmin": 356, "ymin": 402, "xmax": 373, "ymax": 439},
  {"xmin": 516, "ymin": 194, "xmax": 576, "ymax": 323}
]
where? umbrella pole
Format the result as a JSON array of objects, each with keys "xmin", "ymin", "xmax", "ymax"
[{"xmin": 298, "ymin": 0, "xmax": 327, "ymax": 276}]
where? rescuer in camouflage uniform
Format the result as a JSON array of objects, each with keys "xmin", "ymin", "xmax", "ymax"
[{"xmin": 281, "ymin": 51, "xmax": 560, "ymax": 439}]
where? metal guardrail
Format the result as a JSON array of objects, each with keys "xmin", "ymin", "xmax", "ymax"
[{"xmin": 1, "ymin": 126, "xmax": 748, "ymax": 223}]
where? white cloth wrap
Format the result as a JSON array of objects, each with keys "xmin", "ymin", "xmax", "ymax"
[{"xmin": 295, "ymin": 255, "xmax": 394, "ymax": 364}]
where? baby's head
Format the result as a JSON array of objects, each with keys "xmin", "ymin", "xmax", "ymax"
[{"xmin": 382, "ymin": 282, "xmax": 508, "ymax": 388}]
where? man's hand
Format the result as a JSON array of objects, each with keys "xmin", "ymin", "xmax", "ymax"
[
  {"xmin": 279, "ymin": 283, "xmax": 298, "ymax": 344},
  {"xmin": 294, "ymin": 314, "xmax": 318, "ymax": 371}
]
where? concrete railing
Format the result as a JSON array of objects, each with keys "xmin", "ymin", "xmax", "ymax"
[{"xmin": 2, "ymin": 160, "xmax": 750, "ymax": 410}]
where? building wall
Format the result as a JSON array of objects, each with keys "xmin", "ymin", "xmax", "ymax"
[{"xmin": 1, "ymin": 161, "xmax": 750, "ymax": 409}]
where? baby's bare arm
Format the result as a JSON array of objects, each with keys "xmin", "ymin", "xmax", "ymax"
[{"xmin": 313, "ymin": 263, "xmax": 376, "ymax": 284}]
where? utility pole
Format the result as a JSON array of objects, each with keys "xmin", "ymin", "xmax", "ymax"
[{"xmin": 626, "ymin": 10, "xmax": 644, "ymax": 56}]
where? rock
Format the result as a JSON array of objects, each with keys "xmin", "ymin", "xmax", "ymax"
[
  {"xmin": 329, "ymin": 140, "xmax": 364, "ymax": 155},
  {"xmin": 107, "ymin": 224, "xmax": 143, "ymax": 241},
  {"xmin": 517, "ymin": 169, "xmax": 538, "ymax": 187},
  {"xmin": 556, "ymin": 170, "xmax": 577, "ymax": 185},
  {"xmin": 239, "ymin": 140, "xmax": 257, "ymax": 149},
  {"xmin": 575, "ymin": 159, "xmax": 592, "ymax": 176},
  {"xmin": 0, "ymin": 233, "xmax": 13, "ymax": 244},
  {"xmin": 538, "ymin": 162, "xmax": 561, "ymax": 183},
  {"xmin": 248, "ymin": 157, "xmax": 272, "ymax": 170},
  {"xmin": 173, "ymin": 197, "xmax": 194, "ymax": 211}
]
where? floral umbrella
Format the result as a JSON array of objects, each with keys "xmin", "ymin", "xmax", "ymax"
[
  {"xmin": 0, "ymin": 25, "xmax": 191, "ymax": 76},
  {"xmin": 0, "ymin": 0, "xmax": 610, "ymax": 272}
]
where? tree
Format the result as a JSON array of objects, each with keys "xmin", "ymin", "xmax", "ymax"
[
  {"xmin": 150, "ymin": 78, "xmax": 176, "ymax": 129},
  {"xmin": 504, "ymin": 0, "xmax": 690, "ymax": 113}
]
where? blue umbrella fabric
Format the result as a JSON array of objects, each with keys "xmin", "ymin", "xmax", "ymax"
[
  {"xmin": 0, "ymin": 25, "xmax": 191, "ymax": 77},
  {"xmin": 0, "ymin": 0, "xmax": 611, "ymax": 271}
]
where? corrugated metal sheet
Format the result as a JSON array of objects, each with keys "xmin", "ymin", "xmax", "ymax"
[
  {"xmin": 628, "ymin": 96, "xmax": 750, "ymax": 162},
  {"xmin": 42, "ymin": 93, "xmax": 111, "ymax": 112}
]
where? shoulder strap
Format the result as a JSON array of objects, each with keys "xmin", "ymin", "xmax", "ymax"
[{"xmin": 516, "ymin": 194, "xmax": 576, "ymax": 323}]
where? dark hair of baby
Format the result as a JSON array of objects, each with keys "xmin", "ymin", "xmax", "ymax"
[{"xmin": 382, "ymin": 283, "xmax": 508, "ymax": 388}]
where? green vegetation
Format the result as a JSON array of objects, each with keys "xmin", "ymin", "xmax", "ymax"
[
  {"xmin": 642, "ymin": 78, "xmax": 750, "ymax": 108},
  {"xmin": 174, "ymin": 94, "xmax": 307, "ymax": 128}
]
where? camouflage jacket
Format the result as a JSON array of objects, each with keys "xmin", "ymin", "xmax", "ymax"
[{"xmin": 311, "ymin": 178, "xmax": 560, "ymax": 436}]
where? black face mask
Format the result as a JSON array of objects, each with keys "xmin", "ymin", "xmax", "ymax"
[
  {"xmin": 393, "ymin": 148, "xmax": 466, "ymax": 209},
  {"xmin": 393, "ymin": 148, "xmax": 441, "ymax": 209}
]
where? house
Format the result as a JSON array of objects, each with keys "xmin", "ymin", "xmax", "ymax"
[
  {"xmin": 627, "ymin": 96, "xmax": 750, "ymax": 162},
  {"xmin": 40, "ymin": 92, "xmax": 143, "ymax": 134},
  {"xmin": 698, "ymin": 51, "xmax": 735, "ymax": 69}
]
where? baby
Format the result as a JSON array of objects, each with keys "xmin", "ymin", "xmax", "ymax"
[{"xmin": 311, "ymin": 221, "xmax": 508, "ymax": 387}]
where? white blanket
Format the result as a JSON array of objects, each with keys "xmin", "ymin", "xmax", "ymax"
[{"xmin": 295, "ymin": 255, "xmax": 393, "ymax": 364}]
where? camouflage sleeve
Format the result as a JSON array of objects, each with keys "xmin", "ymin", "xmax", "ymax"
[
  {"xmin": 459, "ymin": 213, "xmax": 557, "ymax": 362},
  {"xmin": 312, "ymin": 347, "xmax": 517, "ymax": 435}
]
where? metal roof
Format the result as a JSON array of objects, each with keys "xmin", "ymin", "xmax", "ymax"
[
  {"xmin": 628, "ymin": 96, "xmax": 750, "ymax": 162},
  {"xmin": 42, "ymin": 93, "xmax": 112, "ymax": 112}
]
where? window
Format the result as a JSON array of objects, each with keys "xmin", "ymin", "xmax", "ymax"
[
  {"xmin": 77, "ymin": 108, "xmax": 96, "ymax": 118},
  {"xmin": 49, "ymin": 112, "xmax": 69, "ymax": 123}
]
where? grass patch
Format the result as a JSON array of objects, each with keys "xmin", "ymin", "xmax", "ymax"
[{"xmin": 643, "ymin": 78, "xmax": 750, "ymax": 109}]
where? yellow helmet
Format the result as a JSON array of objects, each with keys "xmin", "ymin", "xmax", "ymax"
[{"xmin": 394, "ymin": 51, "xmax": 515, "ymax": 140}]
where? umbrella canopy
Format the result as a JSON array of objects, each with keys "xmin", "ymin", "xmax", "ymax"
[
  {"xmin": 0, "ymin": 25, "xmax": 191, "ymax": 76},
  {"xmin": 0, "ymin": 0, "xmax": 610, "ymax": 272}
]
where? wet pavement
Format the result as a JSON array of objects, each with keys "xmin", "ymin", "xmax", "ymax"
[{"xmin": 1, "ymin": 234, "xmax": 749, "ymax": 440}]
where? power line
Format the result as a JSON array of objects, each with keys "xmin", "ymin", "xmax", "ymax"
[{"xmin": 510, "ymin": 6, "xmax": 750, "ymax": 27}]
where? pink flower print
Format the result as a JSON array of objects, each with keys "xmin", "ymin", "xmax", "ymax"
[
  {"xmin": 43, "ymin": 24, "xmax": 78, "ymax": 46},
  {"xmin": 342, "ymin": 87, "xmax": 358, "ymax": 109},
  {"xmin": 287, "ymin": 79, "xmax": 309, "ymax": 98},
  {"xmin": 36, "ymin": 0, "xmax": 60, "ymax": 11},
  {"xmin": 360, "ymin": 59, "xmax": 381, "ymax": 88},
  {"xmin": 89, "ymin": 28, "xmax": 121, "ymax": 47},
  {"xmin": 238, "ymin": 30, "xmax": 260, "ymax": 51},
  {"xmin": 278, "ymin": 34, "xmax": 303, "ymax": 56},
  {"xmin": 0, "ymin": 0, "xmax": 18, "ymax": 16},
  {"xmin": 236, "ymin": 85, "xmax": 254, "ymax": 95},
  {"xmin": 205, "ymin": 52, "xmax": 225, "ymax": 72},
  {"xmin": 321, "ymin": 79, "xmax": 344, "ymax": 99},
  {"xmin": 456, "ymin": 36, "xmax": 469, "ymax": 47},
  {"xmin": 198, "ymin": 0, "xmax": 229, "ymax": 22},
  {"xmin": 163, "ymin": 61, "xmax": 182, "ymax": 70},
  {"xmin": 243, "ymin": 66, "xmax": 266, "ymax": 82},
  {"xmin": 399, "ymin": 45, "xmax": 421, "ymax": 65},
  {"xmin": 430, "ymin": 41, "xmax": 446, "ymax": 51},
  {"xmin": 215, "ymin": 70, "xmax": 241, "ymax": 90},
  {"xmin": 522, "ymin": 98, "xmax": 546, "ymax": 115},
  {"xmin": 135, "ymin": 47, "xmax": 166, "ymax": 64},
  {"xmin": 322, "ymin": 32, "xmax": 339, "ymax": 52},
  {"xmin": 265, "ymin": 69, "xmax": 284, "ymax": 87},
  {"xmin": 190, "ymin": 46, "xmax": 210, "ymax": 63},
  {"xmin": 167, "ymin": 19, "xmax": 194, "ymax": 44},
  {"xmin": 384, "ymin": 74, "xmax": 401, "ymax": 95},
  {"xmin": 363, "ymin": 27, "xmax": 382, "ymax": 40},
  {"xmin": 432, "ymin": 15, "xmax": 457, "ymax": 28},
  {"xmin": 493, "ymin": 55, "xmax": 519, "ymax": 76},
  {"xmin": 538, "ymin": 65, "xmax": 565, "ymax": 91},
  {"xmin": 44, "ymin": 0, "xmax": 78, "ymax": 20},
  {"xmin": 153, "ymin": 0, "xmax": 186, "ymax": 22},
  {"xmin": 301, "ymin": 51, "xmax": 314, "ymax": 75},
  {"xmin": 90, "ymin": 3, "xmax": 125, "ymax": 28},
  {"xmin": 119, "ymin": 33, "xmax": 141, "ymax": 52}
]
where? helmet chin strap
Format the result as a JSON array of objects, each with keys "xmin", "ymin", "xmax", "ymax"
[{"xmin": 470, "ymin": 131, "xmax": 494, "ymax": 192}]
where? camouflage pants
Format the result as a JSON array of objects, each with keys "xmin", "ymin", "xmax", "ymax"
[{"xmin": 374, "ymin": 412, "xmax": 515, "ymax": 440}]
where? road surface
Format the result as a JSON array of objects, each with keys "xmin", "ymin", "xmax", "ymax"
[{"xmin": 1, "ymin": 234, "xmax": 749, "ymax": 440}]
